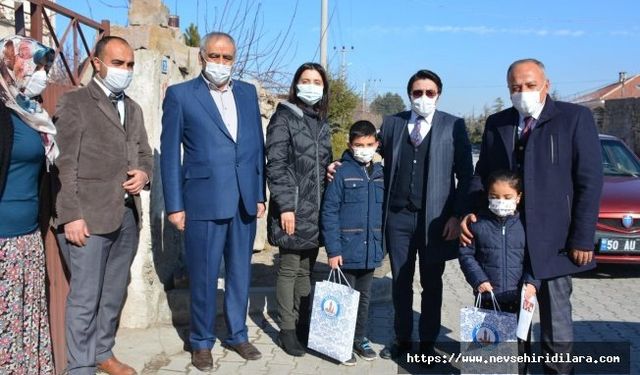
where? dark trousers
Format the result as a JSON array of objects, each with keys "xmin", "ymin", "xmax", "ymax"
[
  {"xmin": 57, "ymin": 206, "xmax": 138, "ymax": 375},
  {"xmin": 276, "ymin": 247, "xmax": 319, "ymax": 331},
  {"xmin": 339, "ymin": 268, "xmax": 375, "ymax": 341},
  {"xmin": 539, "ymin": 275, "xmax": 574, "ymax": 374},
  {"xmin": 184, "ymin": 200, "xmax": 256, "ymax": 350},
  {"xmin": 386, "ymin": 207, "xmax": 445, "ymax": 346}
]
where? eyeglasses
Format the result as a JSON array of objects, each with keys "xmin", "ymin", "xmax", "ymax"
[{"xmin": 411, "ymin": 89, "xmax": 438, "ymax": 99}]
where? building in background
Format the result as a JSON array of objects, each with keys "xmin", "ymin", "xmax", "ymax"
[
  {"xmin": 571, "ymin": 72, "xmax": 640, "ymax": 155},
  {"xmin": 0, "ymin": 0, "xmax": 56, "ymax": 46}
]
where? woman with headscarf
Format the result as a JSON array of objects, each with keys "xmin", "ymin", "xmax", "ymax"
[{"xmin": 0, "ymin": 35, "xmax": 57, "ymax": 373}]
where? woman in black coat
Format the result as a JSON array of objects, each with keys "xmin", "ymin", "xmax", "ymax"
[{"xmin": 266, "ymin": 62, "xmax": 332, "ymax": 356}]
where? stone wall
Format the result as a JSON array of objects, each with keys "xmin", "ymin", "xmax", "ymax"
[
  {"xmin": 0, "ymin": 0, "xmax": 57, "ymax": 47},
  {"xmin": 601, "ymin": 98, "xmax": 640, "ymax": 155}
]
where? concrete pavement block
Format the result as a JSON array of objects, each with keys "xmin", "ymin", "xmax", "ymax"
[
  {"xmin": 159, "ymin": 355, "xmax": 191, "ymax": 372},
  {"xmin": 266, "ymin": 363, "xmax": 298, "ymax": 374}
]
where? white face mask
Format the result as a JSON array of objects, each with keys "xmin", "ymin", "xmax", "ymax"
[
  {"xmin": 23, "ymin": 69, "xmax": 48, "ymax": 98},
  {"xmin": 352, "ymin": 147, "xmax": 376, "ymax": 164},
  {"xmin": 296, "ymin": 84, "xmax": 323, "ymax": 106},
  {"xmin": 204, "ymin": 61, "xmax": 232, "ymax": 86},
  {"xmin": 98, "ymin": 60, "xmax": 133, "ymax": 93},
  {"xmin": 411, "ymin": 95, "xmax": 437, "ymax": 117},
  {"xmin": 511, "ymin": 91, "xmax": 543, "ymax": 117},
  {"xmin": 488, "ymin": 198, "xmax": 518, "ymax": 217}
]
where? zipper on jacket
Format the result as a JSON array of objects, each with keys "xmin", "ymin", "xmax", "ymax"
[
  {"xmin": 294, "ymin": 186, "xmax": 299, "ymax": 212},
  {"xmin": 315, "ymin": 140, "xmax": 321, "ymax": 210},
  {"xmin": 502, "ymin": 222, "xmax": 507, "ymax": 294},
  {"xmin": 315, "ymin": 122, "xmax": 328, "ymax": 211},
  {"xmin": 550, "ymin": 134, "xmax": 555, "ymax": 164},
  {"xmin": 364, "ymin": 165, "xmax": 371, "ymax": 267}
]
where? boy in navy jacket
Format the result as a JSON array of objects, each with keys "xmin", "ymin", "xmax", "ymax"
[{"xmin": 321, "ymin": 121, "xmax": 383, "ymax": 364}]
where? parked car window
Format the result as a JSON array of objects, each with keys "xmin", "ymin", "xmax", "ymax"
[{"xmin": 601, "ymin": 139, "xmax": 640, "ymax": 177}]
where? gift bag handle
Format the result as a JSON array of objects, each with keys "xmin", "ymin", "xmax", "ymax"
[
  {"xmin": 475, "ymin": 291, "xmax": 502, "ymax": 313},
  {"xmin": 326, "ymin": 267, "xmax": 353, "ymax": 290}
]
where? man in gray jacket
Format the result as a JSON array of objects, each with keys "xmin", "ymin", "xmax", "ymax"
[
  {"xmin": 54, "ymin": 36, "xmax": 152, "ymax": 375},
  {"xmin": 377, "ymin": 69, "xmax": 473, "ymax": 360}
]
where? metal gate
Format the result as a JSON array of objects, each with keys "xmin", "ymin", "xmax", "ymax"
[{"xmin": 14, "ymin": 1, "xmax": 110, "ymax": 372}]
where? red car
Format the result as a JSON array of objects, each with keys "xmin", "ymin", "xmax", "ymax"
[{"xmin": 594, "ymin": 134, "xmax": 640, "ymax": 263}]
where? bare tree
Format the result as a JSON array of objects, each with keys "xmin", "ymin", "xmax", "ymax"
[{"xmin": 205, "ymin": 0, "xmax": 299, "ymax": 92}]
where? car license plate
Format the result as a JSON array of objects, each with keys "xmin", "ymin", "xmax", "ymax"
[{"xmin": 599, "ymin": 238, "xmax": 640, "ymax": 252}]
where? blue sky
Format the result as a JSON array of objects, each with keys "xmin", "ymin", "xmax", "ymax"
[{"xmin": 57, "ymin": 0, "xmax": 640, "ymax": 117}]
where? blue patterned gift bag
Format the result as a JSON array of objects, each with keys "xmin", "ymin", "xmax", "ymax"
[
  {"xmin": 308, "ymin": 268, "xmax": 360, "ymax": 363},
  {"xmin": 460, "ymin": 292, "xmax": 518, "ymax": 374}
]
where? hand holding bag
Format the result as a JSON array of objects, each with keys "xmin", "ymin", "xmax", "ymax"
[{"xmin": 460, "ymin": 291, "xmax": 518, "ymax": 374}]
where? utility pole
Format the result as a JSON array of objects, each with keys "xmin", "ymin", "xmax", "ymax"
[
  {"xmin": 320, "ymin": 0, "xmax": 328, "ymax": 70},
  {"xmin": 362, "ymin": 81, "xmax": 366, "ymax": 112},
  {"xmin": 334, "ymin": 45, "xmax": 354, "ymax": 80},
  {"xmin": 362, "ymin": 78, "xmax": 380, "ymax": 112}
]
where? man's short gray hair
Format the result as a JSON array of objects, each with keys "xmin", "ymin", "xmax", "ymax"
[
  {"xmin": 507, "ymin": 58, "xmax": 546, "ymax": 80},
  {"xmin": 199, "ymin": 32, "xmax": 236, "ymax": 53}
]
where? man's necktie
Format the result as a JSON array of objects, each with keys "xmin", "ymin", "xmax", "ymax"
[
  {"xmin": 410, "ymin": 116, "xmax": 424, "ymax": 147},
  {"xmin": 520, "ymin": 116, "xmax": 534, "ymax": 143},
  {"xmin": 109, "ymin": 92, "xmax": 124, "ymax": 119}
]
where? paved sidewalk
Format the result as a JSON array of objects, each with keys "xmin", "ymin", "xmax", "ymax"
[{"xmin": 113, "ymin": 262, "xmax": 640, "ymax": 374}]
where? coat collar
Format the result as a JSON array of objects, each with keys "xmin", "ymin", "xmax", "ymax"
[
  {"xmin": 497, "ymin": 95, "xmax": 558, "ymax": 168},
  {"xmin": 87, "ymin": 79, "xmax": 124, "ymax": 133},
  {"xmin": 536, "ymin": 95, "xmax": 557, "ymax": 126}
]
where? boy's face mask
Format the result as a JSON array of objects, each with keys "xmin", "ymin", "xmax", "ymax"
[{"xmin": 351, "ymin": 147, "xmax": 376, "ymax": 164}]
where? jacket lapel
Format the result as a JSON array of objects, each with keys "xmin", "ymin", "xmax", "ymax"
[
  {"xmin": 427, "ymin": 110, "xmax": 446, "ymax": 177},
  {"xmin": 497, "ymin": 107, "xmax": 519, "ymax": 168},
  {"xmin": 231, "ymin": 81, "xmax": 244, "ymax": 144},
  {"xmin": 88, "ymin": 80, "xmax": 124, "ymax": 133},
  {"xmin": 123, "ymin": 97, "xmax": 135, "ymax": 138},
  {"xmin": 535, "ymin": 95, "xmax": 557, "ymax": 128},
  {"xmin": 390, "ymin": 111, "xmax": 411, "ymax": 175},
  {"xmin": 192, "ymin": 77, "xmax": 233, "ymax": 141}
]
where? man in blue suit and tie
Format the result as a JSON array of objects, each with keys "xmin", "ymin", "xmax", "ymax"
[{"xmin": 160, "ymin": 32, "xmax": 265, "ymax": 371}]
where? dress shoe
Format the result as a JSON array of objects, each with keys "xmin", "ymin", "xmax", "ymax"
[
  {"xmin": 96, "ymin": 356, "xmax": 137, "ymax": 375},
  {"xmin": 379, "ymin": 340, "xmax": 412, "ymax": 360},
  {"xmin": 191, "ymin": 349, "xmax": 213, "ymax": 371},
  {"xmin": 224, "ymin": 341, "xmax": 262, "ymax": 360}
]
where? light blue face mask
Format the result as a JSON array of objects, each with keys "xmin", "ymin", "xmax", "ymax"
[
  {"xmin": 296, "ymin": 83, "xmax": 323, "ymax": 105},
  {"xmin": 97, "ymin": 58, "xmax": 133, "ymax": 93}
]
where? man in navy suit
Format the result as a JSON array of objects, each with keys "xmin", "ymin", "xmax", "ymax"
[
  {"xmin": 377, "ymin": 70, "xmax": 474, "ymax": 360},
  {"xmin": 461, "ymin": 58, "xmax": 603, "ymax": 374},
  {"xmin": 160, "ymin": 32, "xmax": 265, "ymax": 371}
]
